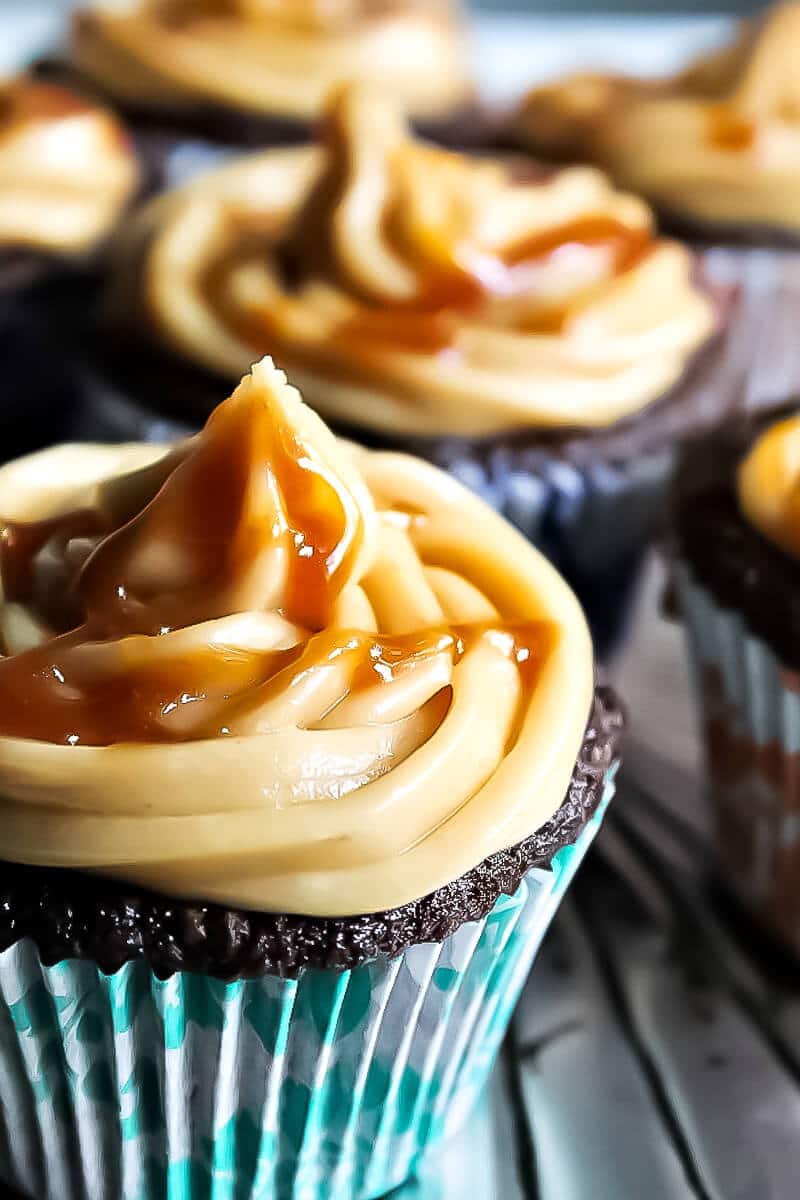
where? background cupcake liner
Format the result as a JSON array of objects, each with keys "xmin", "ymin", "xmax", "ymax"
[
  {"xmin": 695, "ymin": 246, "xmax": 800, "ymax": 412},
  {"xmin": 675, "ymin": 561, "xmax": 800, "ymax": 951},
  {"xmin": 433, "ymin": 438, "xmax": 672, "ymax": 658},
  {"xmin": 0, "ymin": 777, "xmax": 614, "ymax": 1200}
]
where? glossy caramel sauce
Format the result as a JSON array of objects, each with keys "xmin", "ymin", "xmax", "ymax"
[
  {"xmin": 0, "ymin": 583, "xmax": 550, "ymax": 746},
  {"xmin": 707, "ymin": 105, "xmax": 755, "ymax": 151},
  {"xmin": 207, "ymin": 88, "xmax": 657, "ymax": 366},
  {"xmin": 0, "ymin": 387, "xmax": 360, "ymax": 743},
  {"xmin": 342, "ymin": 215, "xmax": 649, "ymax": 354},
  {"xmin": 0, "ymin": 386, "xmax": 552, "ymax": 745},
  {"xmin": 263, "ymin": 190, "xmax": 655, "ymax": 360}
]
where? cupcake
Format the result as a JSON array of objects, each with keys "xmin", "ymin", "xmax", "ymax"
[
  {"xmin": 0, "ymin": 357, "xmax": 623, "ymax": 1199},
  {"xmin": 513, "ymin": 4, "xmax": 800, "ymax": 422},
  {"xmin": 0, "ymin": 76, "xmax": 138, "ymax": 293},
  {"xmin": 673, "ymin": 404, "xmax": 800, "ymax": 952},
  {"xmin": 91, "ymin": 85, "xmax": 718, "ymax": 651},
  {"xmin": 0, "ymin": 76, "xmax": 139, "ymax": 464},
  {"xmin": 61, "ymin": 0, "xmax": 473, "ymax": 165},
  {"xmin": 513, "ymin": 2, "xmax": 800, "ymax": 240}
]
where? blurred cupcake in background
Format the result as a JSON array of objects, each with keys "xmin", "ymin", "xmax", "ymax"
[
  {"xmin": 513, "ymin": 3, "xmax": 800, "ymax": 414},
  {"xmin": 0, "ymin": 76, "xmax": 138, "ymax": 463},
  {"xmin": 0, "ymin": 357, "xmax": 623, "ymax": 1200},
  {"xmin": 92, "ymin": 86, "xmax": 719, "ymax": 651},
  {"xmin": 514, "ymin": 2, "xmax": 800, "ymax": 241},
  {"xmin": 672, "ymin": 405, "xmax": 800, "ymax": 953},
  {"xmin": 62, "ymin": 0, "xmax": 473, "ymax": 168},
  {"xmin": 0, "ymin": 76, "xmax": 138, "ymax": 294}
]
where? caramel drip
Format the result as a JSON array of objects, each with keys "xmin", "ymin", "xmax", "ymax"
[
  {"xmin": 344, "ymin": 216, "xmax": 652, "ymax": 352},
  {"xmin": 273, "ymin": 210, "xmax": 655, "ymax": 358},
  {"xmin": 0, "ymin": 362, "xmax": 555, "ymax": 747},
  {"xmin": 71, "ymin": 384, "xmax": 357, "ymax": 637},
  {"xmin": 707, "ymin": 105, "xmax": 755, "ymax": 151},
  {"xmin": 0, "ymin": 610, "xmax": 549, "ymax": 746},
  {"xmin": 503, "ymin": 215, "xmax": 651, "ymax": 275},
  {"xmin": 0, "ymin": 627, "xmax": 299, "ymax": 745},
  {"xmin": 0, "ymin": 379, "xmax": 373, "ymax": 744}
]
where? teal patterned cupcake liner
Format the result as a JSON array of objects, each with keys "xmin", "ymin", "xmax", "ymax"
[{"xmin": 0, "ymin": 778, "xmax": 615, "ymax": 1200}]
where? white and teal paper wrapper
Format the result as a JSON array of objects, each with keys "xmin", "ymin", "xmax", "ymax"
[
  {"xmin": 0, "ymin": 780, "xmax": 614, "ymax": 1200},
  {"xmin": 676, "ymin": 561, "xmax": 800, "ymax": 948}
]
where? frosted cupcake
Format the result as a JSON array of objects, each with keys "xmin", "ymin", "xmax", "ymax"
[
  {"xmin": 0, "ymin": 76, "xmax": 138, "ymax": 293},
  {"xmin": 95, "ymin": 85, "xmax": 718, "ymax": 649},
  {"xmin": 0, "ymin": 76, "xmax": 138, "ymax": 463},
  {"xmin": 0, "ymin": 358, "xmax": 622, "ymax": 1199},
  {"xmin": 514, "ymin": 4, "xmax": 800, "ymax": 420},
  {"xmin": 673, "ymin": 405, "xmax": 800, "ymax": 952},
  {"xmin": 64, "ymin": 0, "xmax": 473, "ymax": 156},
  {"xmin": 514, "ymin": 2, "xmax": 800, "ymax": 240}
]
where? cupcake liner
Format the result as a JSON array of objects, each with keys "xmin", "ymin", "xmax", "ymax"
[
  {"xmin": 0, "ymin": 777, "xmax": 614, "ymax": 1200},
  {"xmin": 694, "ymin": 246, "xmax": 800, "ymax": 411},
  {"xmin": 434, "ymin": 437, "xmax": 672, "ymax": 656},
  {"xmin": 675, "ymin": 561, "xmax": 800, "ymax": 950}
]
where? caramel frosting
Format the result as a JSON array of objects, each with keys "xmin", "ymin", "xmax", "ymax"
[
  {"xmin": 0, "ymin": 78, "xmax": 137, "ymax": 255},
  {"xmin": 71, "ymin": 0, "xmax": 470, "ymax": 123},
  {"xmin": 515, "ymin": 3, "xmax": 800, "ymax": 234},
  {"xmin": 0, "ymin": 358, "xmax": 593, "ymax": 916},
  {"xmin": 111, "ymin": 87, "xmax": 714, "ymax": 438},
  {"xmin": 738, "ymin": 412, "xmax": 800, "ymax": 559}
]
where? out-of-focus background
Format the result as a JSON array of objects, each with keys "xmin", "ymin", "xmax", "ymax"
[{"xmin": 0, "ymin": 1, "xmax": 771, "ymax": 103}]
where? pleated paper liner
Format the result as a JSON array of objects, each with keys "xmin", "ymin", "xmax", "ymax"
[
  {"xmin": 675, "ymin": 561, "xmax": 800, "ymax": 954},
  {"xmin": 0, "ymin": 778, "xmax": 614, "ymax": 1200}
]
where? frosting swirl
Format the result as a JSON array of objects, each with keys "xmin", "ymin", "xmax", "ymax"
[
  {"xmin": 0, "ymin": 78, "xmax": 137, "ymax": 255},
  {"xmin": 112, "ymin": 86, "xmax": 714, "ymax": 437},
  {"xmin": 71, "ymin": 0, "xmax": 470, "ymax": 123},
  {"xmin": 738, "ymin": 412, "xmax": 800, "ymax": 559},
  {"xmin": 515, "ymin": 3, "xmax": 800, "ymax": 234},
  {"xmin": 0, "ymin": 358, "xmax": 593, "ymax": 916}
]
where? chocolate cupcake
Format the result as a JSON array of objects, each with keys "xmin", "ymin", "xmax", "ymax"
[
  {"xmin": 58, "ymin": 0, "xmax": 474, "ymax": 171},
  {"xmin": 673, "ymin": 403, "xmax": 800, "ymax": 953},
  {"xmin": 0, "ymin": 76, "xmax": 139, "ymax": 464},
  {"xmin": 513, "ymin": 4, "xmax": 800, "ymax": 420},
  {"xmin": 0, "ymin": 357, "xmax": 623, "ymax": 1200},
  {"xmin": 513, "ymin": 2, "xmax": 800, "ymax": 240},
  {"xmin": 88, "ymin": 85, "xmax": 719, "ymax": 651},
  {"xmin": 0, "ymin": 76, "xmax": 138, "ymax": 292}
]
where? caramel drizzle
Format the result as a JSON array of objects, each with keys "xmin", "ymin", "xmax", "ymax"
[
  {"xmin": 0, "ymin": 385, "xmax": 363, "ymax": 744},
  {"xmin": 0, "ymin": 387, "xmax": 551, "ymax": 746},
  {"xmin": 252, "ymin": 92, "xmax": 655, "ymax": 358},
  {"xmin": 707, "ymin": 105, "xmax": 756, "ymax": 151},
  {"xmin": 243, "ymin": 211, "xmax": 654, "ymax": 364}
]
